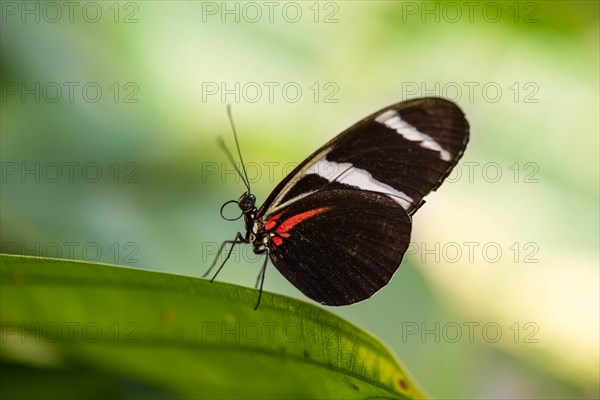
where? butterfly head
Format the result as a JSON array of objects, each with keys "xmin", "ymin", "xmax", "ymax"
[
  {"xmin": 238, "ymin": 192, "xmax": 256, "ymax": 212},
  {"xmin": 219, "ymin": 193, "xmax": 256, "ymax": 221}
]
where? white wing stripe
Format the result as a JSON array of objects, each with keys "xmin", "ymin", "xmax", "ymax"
[
  {"xmin": 306, "ymin": 158, "xmax": 413, "ymax": 209},
  {"xmin": 375, "ymin": 110, "xmax": 451, "ymax": 161}
]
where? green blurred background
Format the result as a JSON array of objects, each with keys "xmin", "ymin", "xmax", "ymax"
[{"xmin": 1, "ymin": 1, "xmax": 598, "ymax": 398}]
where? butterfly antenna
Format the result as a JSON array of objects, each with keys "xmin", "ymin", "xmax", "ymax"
[
  {"xmin": 217, "ymin": 137, "xmax": 250, "ymax": 192},
  {"xmin": 226, "ymin": 104, "xmax": 251, "ymax": 193}
]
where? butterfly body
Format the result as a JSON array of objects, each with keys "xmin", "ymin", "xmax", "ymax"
[{"xmin": 208, "ymin": 98, "xmax": 469, "ymax": 307}]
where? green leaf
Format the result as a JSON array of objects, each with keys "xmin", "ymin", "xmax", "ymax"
[{"xmin": 0, "ymin": 254, "xmax": 425, "ymax": 399}]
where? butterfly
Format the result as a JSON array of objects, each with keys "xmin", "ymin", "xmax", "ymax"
[{"xmin": 205, "ymin": 98, "xmax": 469, "ymax": 308}]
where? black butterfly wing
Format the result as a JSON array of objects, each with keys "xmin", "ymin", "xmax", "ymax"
[
  {"xmin": 265, "ymin": 188, "xmax": 412, "ymax": 306},
  {"xmin": 261, "ymin": 97, "xmax": 469, "ymax": 215},
  {"xmin": 253, "ymin": 97, "xmax": 469, "ymax": 305}
]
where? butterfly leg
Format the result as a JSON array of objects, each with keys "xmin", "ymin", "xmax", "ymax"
[
  {"xmin": 203, "ymin": 232, "xmax": 245, "ymax": 281},
  {"xmin": 253, "ymin": 250, "xmax": 269, "ymax": 310}
]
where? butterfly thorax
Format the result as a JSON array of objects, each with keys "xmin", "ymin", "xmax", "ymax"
[
  {"xmin": 241, "ymin": 206, "xmax": 270, "ymax": 255},
  {"xmin": 234, "ymin": 192, "xmax": 268, "ymax": 254}
]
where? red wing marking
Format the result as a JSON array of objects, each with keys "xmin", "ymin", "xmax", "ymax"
[
  {"xmin": 275, "ymin": 207, "xmax": 331, "ymax": 238},
  {"xmin": 265, "ymin": 212, "xmax": 283, "ymax": 231},
  {"xmin": 271, "ymin": 236, "xmax": 283, "ymax": 247}
]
